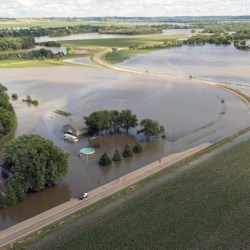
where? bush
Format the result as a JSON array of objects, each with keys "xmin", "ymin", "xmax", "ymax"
[
  {"xmin": 133, "ymin": 143, "xmax": 142, "ymax": 153},
  {"xmin": 112, "ymin": 149, "xmax": 122, "ymax": 161},
  {"xmin": 11, "ymin": 93, "xmax": 18, "ymax": 100},
  {"xmin": 122, "ymin": 144, "xmax": 133, "ymax": 157},
  {"xmin": 99, "ymin": 152, "xmax": 112, "ymax": 166}
]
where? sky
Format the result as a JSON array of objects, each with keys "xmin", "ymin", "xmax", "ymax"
[{"xmin": 0, "ymin": 0, "xmax": 249, "ymax": 18}]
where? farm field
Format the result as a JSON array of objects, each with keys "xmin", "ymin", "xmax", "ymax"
[
  {"xmin": 31, "ymin": 139, "xmax": 250, "ymax": 250},
  {"xmin": 0, "ymin": 18, "xmax": 127, "ymax": 29},
  {"xmin": 60, "ymin": 35, "xmax": 184, "ymax": 48}
]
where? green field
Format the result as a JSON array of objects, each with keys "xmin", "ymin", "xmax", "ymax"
[
  {"xmin": 104, "ymin": 49, "xmax": 154, "ymax": 64},
  {"xmin": 0, "ymin": 18, "xmax": 126, "ymax": 29},
  {"xmin": 32, "ymin": 139, "xmax": 250, "ymax": 249},
  {"xmin": 60, "ymin": 35, "xmax": 184, "ymax": 48}
]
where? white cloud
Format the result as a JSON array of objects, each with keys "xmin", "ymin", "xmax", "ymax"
[{"xmin": 0, "ymin": 0, "xmax": 249, "ymax": 17}]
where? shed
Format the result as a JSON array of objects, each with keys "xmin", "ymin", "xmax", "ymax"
[{"xmin": 63, "ymin": 121, "xmax": 88, "ymax": 136}]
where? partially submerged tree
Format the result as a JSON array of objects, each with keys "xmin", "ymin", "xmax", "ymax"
[
  {"xmin": 122, "ymin": 144, "xmax": 133, "ymax": 157},
  {"xmin": 119, "ymin": 109, "xmax": 138, "ymax": 134},
  {"xmin": 112, "ymin": 149, "xmax": 122, "ymax": 161},
  {"xmin": 3, "ymin": 134, "xmax": 68, "ymax": 192},
  {"xmin": 133, "ymin": 143, "xmax": 143, "ymax": 153},
  {"xmin": 84, "ymin": 110, "xmax": 110, "ymax": 135},
  {"xmin": 99, "ymin": 152, "xmax": 112, "ymax": 166},
  {"xmin": 138, "ymin": 119, "xmax": 165, "ymax": 141}
]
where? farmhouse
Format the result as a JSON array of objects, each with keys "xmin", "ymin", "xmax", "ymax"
[{"xmin": 63, "ymin": 121, "xmax": 88, "ymax": 136}]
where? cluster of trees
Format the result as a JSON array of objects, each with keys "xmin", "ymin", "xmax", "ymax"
[
  {"xmin": 0, "ymin": 135, "xmax": 68, "ymax": 208},
  {"xmin": 184, "ymin": 34, "xmax": 232, "ymax": 46},
  {"xmin": 0, "ymin": 36, "xmax": 35, "ymax": 51},
  {"xmin": 234, "ymin": 40, "xmax": 250, "ymax": 51},
  {"xmin": 0, "ymin": 84, "xmax": 16, "ymax": 140},
  {"xmin": 99, "ymin": 26, "xmax": 163, "ymax": 35},
  {"xmin": 0, "ymin": 25, "xmax": 100, "ymax": 38},
  {"xmin": 84, "ymin": 109, "xmax": 165, "ymax": 141},
  {"xmin": 0, "ymin": 48, "xmax": 64, "ymax": 61},
  {"xmin": 22, "ymin": 95, "xmax": 39, "ymax": 106},
  {"xmin": 36, "ymin": 41, "xmax": 61, "ymax": 47},
  {"xmin": 99, "ymin": 143, "xmax": 143, "ymax": 166}
]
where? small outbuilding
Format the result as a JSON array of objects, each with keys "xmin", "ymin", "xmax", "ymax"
[{"xmin": 63, "ymin": 121, "xmax": 88, "ymax": 137}]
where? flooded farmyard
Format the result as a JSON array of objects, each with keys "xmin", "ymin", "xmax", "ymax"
[{"xmin": 0, "ymin": 44, "xmax": 250, "ymax": 230}]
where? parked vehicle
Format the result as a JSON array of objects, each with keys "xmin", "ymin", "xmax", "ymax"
[
  {"xmin": 88, "ymin": 135, "xmax": 98, "ymax": 141},
  {"xmin": 63, "ymin": 133, "xmax": 78, "ymax": 142},
  {"xmin": 79, "ymin": 192, "xmax": 88, "ymax": 200}
]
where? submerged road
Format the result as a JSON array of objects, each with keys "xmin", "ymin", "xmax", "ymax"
[{"xmin": 0, "ymin": 142, "xmax": 211, "ymax": 248}]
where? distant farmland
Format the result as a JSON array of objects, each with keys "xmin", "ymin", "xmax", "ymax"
[{"xmin": 31, "ymin": 139, "xmax": 250, "ymax": 249}]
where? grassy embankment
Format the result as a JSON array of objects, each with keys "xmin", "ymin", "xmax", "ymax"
[
  {"xmin": 12, "ymin": 125, "xmax": 250, "ymax": 249},
  {"xmin": 28, "ymin": 137, "xmax": 250, "ymax": 250}
]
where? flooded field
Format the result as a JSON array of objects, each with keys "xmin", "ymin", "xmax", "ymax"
[
  {"xmin": 119, "ymin": 44, "xmax": 250, "ymax": 95},
  {"xmin": 0, "ymin": 44, "xmax": 250, "ymax": 230}
]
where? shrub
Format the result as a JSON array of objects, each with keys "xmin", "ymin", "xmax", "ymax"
[
  {"xmin": 133, "ymin": 143, "xmax": 142, "ymax": 153},
  {"xmin": 99, "ymin": 152, "xmax": 112, "ymax": 166},
  {"xmin": 11, "ymin": 93, "xmax": 18, "ymax": 100},
  {"xmin": 112, "ymin": 149, "xmax": 122, "ymax": 161},
  {"xmin": 122, "ymin": 144, "xmax": 133, "ymax": 157}
]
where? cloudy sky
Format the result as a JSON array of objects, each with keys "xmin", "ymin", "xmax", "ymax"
[{"xmin": 0, "ymin": 0, "xmax": 249, "ymax": 17}]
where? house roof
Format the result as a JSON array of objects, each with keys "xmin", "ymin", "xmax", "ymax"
[{"xmin": 63, "ymin": 121, "xmax": 87, "ymax": 131}]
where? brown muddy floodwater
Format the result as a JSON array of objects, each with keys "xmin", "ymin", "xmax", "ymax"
[{"xmin": 0, "ymin": 47, "xmax": 250, "ymax": 230}]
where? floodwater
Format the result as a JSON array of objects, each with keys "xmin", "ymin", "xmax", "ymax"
[
  {"xmin": 34, "ymin": 29, "xmax": 195, "ymax": 43},
  {"xmin": 119, "ymin": 44, "xmax": 250, "ymax": 95},
  {"xmin": 0, "ymin": 45, "xmax": 250, "ymax": 230},
  {"xmin": 63, "ymin": 56, "xmax": 95, "ymax": 65}
]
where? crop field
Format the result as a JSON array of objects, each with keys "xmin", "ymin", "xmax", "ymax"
[
  {"xmin": 0, "ymin": 18, "xmax": 125, "ymax": 29},
  {"xmin": 60, "ymin": 35, "xmax": 184, "ymax": 48},
  {"xmin": 33, "ymin": 139, "xmax": 250, "ymax": 249},
  {"xmin": 105, "ymin": 48, "xmax": 154, "ymax": 64}
]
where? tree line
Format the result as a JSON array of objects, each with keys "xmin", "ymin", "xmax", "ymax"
[
  {"xmin": 0, "ymin": 134, "xmax": 68, "ymax": 208},
  {"xmin": 0, "ymin": 83, "xmax": 16, "ymax": 140},
  {"xmin": 0, "ymin": 48, "xmax": 64, "ymax": 61},
  {"xmin": 0, "ymin": 36, "xmax": 35, "ymax": 51},
  {"xmin": 84, "ymin": 109, "xmax": 165, "ymax": 141}
]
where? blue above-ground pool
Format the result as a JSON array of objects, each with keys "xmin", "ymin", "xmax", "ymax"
[{"xmin": 80, "ymin": 147, "xmax": 95, "ymax": 155}]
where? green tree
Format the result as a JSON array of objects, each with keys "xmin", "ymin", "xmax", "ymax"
[
  {"xmin": 133, "ymin": 143, "xmax": 142, "ymax": 153},
  {"xmin": 138, "ymin": 119, "xmax": 165, "ymax": 141},
  {"xmin": 122, "ymin": 144, "xmax": 133, "ymax": 157},
  {"xmin": 112, "ymin": 149, "xmax": 122, "ymax": 161},
  {"xmin": 84, "ymin": 110, "xmax": 110, "ymax": 135},
  {"xmin": 3, "ymin": 134, "xmax": 68, "ymax": 192},
  {"xmin": 99, "ymin": 152, "xmax": 112, "ymax": 166},
  {"xmin": 109, "ymin": 110, "xmax": 120, "ymax": 132},
  {"xmin": 119, "ymin": 109, "xmax": 138, "ymax": 134}
]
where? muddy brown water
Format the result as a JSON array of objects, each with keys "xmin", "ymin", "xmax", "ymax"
[{"xmin": 0, "ymin": 45, "xmax": 250, "ymax": 230}]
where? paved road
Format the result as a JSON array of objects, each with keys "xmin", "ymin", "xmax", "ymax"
[{"xmin": 0, "ymin": 142, "xmax": 211, "ymax": 248}]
